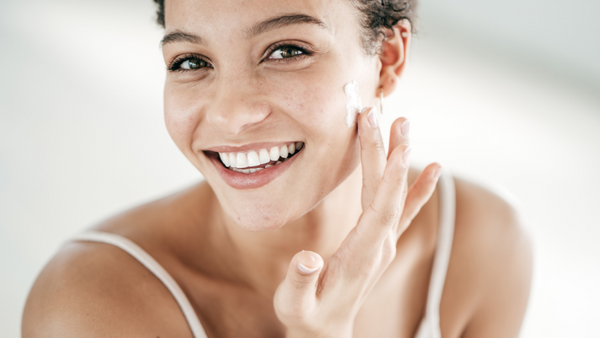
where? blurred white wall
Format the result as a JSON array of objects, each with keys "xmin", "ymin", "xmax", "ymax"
[
  {"xmin": 419, "ymin": 0, "xmax": 600, "ymax": 92},
  {"xmin": 1, "ymin": 0, "xmax": 599, "ymax": 337}
]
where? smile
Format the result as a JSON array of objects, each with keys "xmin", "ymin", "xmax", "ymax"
[
  {"xmin": 204, "ymin": 141, "xmax": 305, "ymax": 190},
  {"xmin": 216, "ymin": 142, "xmax": 304, "ymax": 174}
]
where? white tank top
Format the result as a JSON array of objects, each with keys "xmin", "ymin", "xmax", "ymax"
[{"xmin": 70, "ymin": 172, "xmax": 455, "ymax": 338}]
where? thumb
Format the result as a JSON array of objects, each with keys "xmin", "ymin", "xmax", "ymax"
[{"xmin": 274, "ymin": 250, "xmax": 324, "ymax": 322}]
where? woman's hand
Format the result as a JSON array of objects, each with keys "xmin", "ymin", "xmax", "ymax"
[{"xmin": 273, "ymin": 107, "xmax": 442, "ymax": 338}]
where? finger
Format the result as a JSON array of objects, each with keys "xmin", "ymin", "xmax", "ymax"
[
  {"xmin": 386, "ymin": 117, "xmax": 411, "ymax": 224},
  {"xmin": 388, "ymin": 117, "xmax": 411, "ymax": 160},
  {"xmin": 274, "ymin": 251, "xmax": 324, "ymax": 322},
  {"xmin": 396, "ymin": 163, "xmax": 443, "ymax": 237},
  {"xmin": 352, "ymin": 144, "xmax": 411, "ymax": 253},
  {"xmin": 358, "ymin": 107, "xmax": 387, "ymax": 210}
]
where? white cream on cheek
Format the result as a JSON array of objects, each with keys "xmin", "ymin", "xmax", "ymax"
[{"xmin": 344, "ymin": 80, "xmax": 363, "ymax": 127}]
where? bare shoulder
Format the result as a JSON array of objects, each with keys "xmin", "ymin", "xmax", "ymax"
[
  {"xmin": 441, "ymin": 177, "xmax": 533, "ymax": 338},
  {"xmin": 21, "ymin": 200, "xmax": 200, "ymax": 337}
]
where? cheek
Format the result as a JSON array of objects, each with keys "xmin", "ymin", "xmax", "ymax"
[
  {"xmin": 265, "ymin": 67, "xmax": 362, "ymax": 187},
  {"xmin": 266, "ymin": 68, "xmax": 349, "ymax": 136},
  {"xmin": 163, "ymin": 85, "xmax": 203, "ymax": 154}
]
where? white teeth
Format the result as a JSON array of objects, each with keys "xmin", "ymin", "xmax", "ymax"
[
  {"xmin": 219, "ymin": 153, "xmax": 230, "ymax": 167},
  {"xmin": 249, "ymin": 168, "xmax": 257, "ymax": 173},
  {"xmin": 247, "ymin": 151, "xmax": 260, "ymax": 167},
  {"xmin": 276, "ymin": 161, "xmax": 282, "ymax": 165},
  {"xmin": 280, "ymin": 145, "xmax": 288, "ymax": 158},
  {"xmin": 228, "ymin": 153, "xmax": 237, "ymax": 168},
  {"xmin": 236, "ymin": 152, "xmax": 248, "ymax": 168},
  {"xmin": 242, "ymin": 169, "xmax": 250, "ymax": 174},
  {"xmin": 269, "ymin": 146, "xmax": 280, "ymax": 161},
  {"xmin": 259, "ymin": 149, "xmax": 270, "ymax": 164},
  {"xmin": 217, "ymin": 142, "xmax": 304, "ymax": 170}
]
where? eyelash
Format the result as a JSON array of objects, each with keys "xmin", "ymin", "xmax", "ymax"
[
  {"xmin": 167, "ymin": 53, "xmax": 212, "ymax": 72},
  {"xmin": 262, "ymin": 42, "xmax": 312, "ymax": 63},
  {"xmin": 167, "ymin": 43, "xmax": 312, "ymax": 72}
]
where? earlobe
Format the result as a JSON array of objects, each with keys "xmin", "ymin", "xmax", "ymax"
[{"xmin": 378, "ymin": 21, "xmax": 411, "ymax": 97}]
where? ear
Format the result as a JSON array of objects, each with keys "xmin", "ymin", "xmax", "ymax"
[{"xmin": 378, "ymin": 20, "xmax": 411, "ymax": 97}]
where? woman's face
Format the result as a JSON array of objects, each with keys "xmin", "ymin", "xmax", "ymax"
[{"xmin": 162, "ymin": 0, "xmax": 381, "ymax": 230}]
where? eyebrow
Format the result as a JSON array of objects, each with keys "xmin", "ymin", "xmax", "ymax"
[
  {"xmin": 161, "ymin": 13, "xmax": 328, "ymax": 47},
  {"xmin": 246, "ymin": 14, "xmax": 328, "ymax": 38},
  {"xmin": 161, "ymin": 30, "xmax": 203, "ymax": 46}
]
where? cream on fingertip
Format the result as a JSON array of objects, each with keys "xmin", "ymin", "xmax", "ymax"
[{"xmin": 298, "ymin": 263, "xmax": 319, "ymax": 274}]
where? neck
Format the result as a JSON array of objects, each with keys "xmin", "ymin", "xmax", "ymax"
[{"xmin": 214, "ymin": 166, "xmax": 363, "ymax": 299}]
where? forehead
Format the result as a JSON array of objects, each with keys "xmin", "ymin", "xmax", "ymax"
[{"xmin": 164, "ymin": 0, "xmax": 354, "ymax": 38}]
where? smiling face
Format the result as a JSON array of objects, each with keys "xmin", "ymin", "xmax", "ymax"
[{"xmin": 162, "ymin": 0, "xmax": 382, "ymax": 230}]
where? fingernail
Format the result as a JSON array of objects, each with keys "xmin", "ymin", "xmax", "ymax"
[
  {"xmin": 434, "ymin": 166, "xmax": 443, "ymax": 179},
  {"xmin": 401, "ymin": 119, "xmax": 410, "ymax": 137},
  {"xmin": 402, "ymin": 146, "xmax": 412, "ymax": 166},
  {"xmin": 298, "ymin": 263, "xmax": 319, "ymax": 274},
  {"xmin": 367, "ymin": 107, "xmax": 378, "ymax": 128}
]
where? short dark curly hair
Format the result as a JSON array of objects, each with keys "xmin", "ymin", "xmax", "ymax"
[{"xmin": 152, "ymin": 0, "xmax": 416, "ymax": 55}]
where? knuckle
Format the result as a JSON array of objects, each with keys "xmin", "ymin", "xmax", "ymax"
[
  {"xmin": 363, "ymin": 261, "xmax": 379, "ymax": 276},
  {"xmin": 353, "ymin": 259, "xmax": 378, "ymax": 279},
  {"xmin": 381, "ymin": 174, "xmax": 404, "ymax": 193},
  {"xmin": 275, "ymin": 299, "xmax": 311, "ymax": 323},
  {"xmin": 380, "ymin": 207, "xmax": 402, "ymax": 227},
  {"xmin": 371, "ymin": 137, "xmax": 385, "ymax": 150},
  {"xmin": 276, "ymin": 309, "xmax": 306, "ymax": 326}
]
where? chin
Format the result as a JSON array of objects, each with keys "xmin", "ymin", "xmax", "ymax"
[
  {"xmin": 201, "ymin": 135, "xmax": 361, "ymax": 232},
  {"xmin": 223, "ymin": 201, "xmax": 301, "ymax": 232}
]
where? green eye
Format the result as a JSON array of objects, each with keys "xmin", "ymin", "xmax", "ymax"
[
  {"xmin": 181, "ymin": 58, "xmax": 208, "ymax": 70},
  {"xmin": 270, "ymin": 46, "xmax": 304, "ymax": 59}
]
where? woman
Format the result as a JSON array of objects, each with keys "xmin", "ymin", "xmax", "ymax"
[{"xmin": 22, "ymin": 0, "xmax": 532, "ymax": 337}]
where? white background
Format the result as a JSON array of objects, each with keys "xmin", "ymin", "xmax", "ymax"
[{"xmin": 1, "ymin": 0, "xmax": 599, "ymax": 336}]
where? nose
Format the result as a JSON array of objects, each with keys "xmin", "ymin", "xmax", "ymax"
[{"xmin": 205, "ymin": 79, "xmax": 271, "ymax": 135}]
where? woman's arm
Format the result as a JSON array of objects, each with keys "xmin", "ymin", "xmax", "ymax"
[
  {"xmin": 446, "ymin": 179, "xmax": 533, "ymax": 338},
  {"xmin": 22, "ymin": 241, "xmax": 194, "ymax": 338}
]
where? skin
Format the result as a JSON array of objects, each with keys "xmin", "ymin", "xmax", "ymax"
[{"xmin": 22, "ymin": 0, "xmax": 533, "ymax": 337}]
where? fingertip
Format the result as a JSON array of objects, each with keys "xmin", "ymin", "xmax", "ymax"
[
  {"xmin": 424, "ymin": 162, "xmax": 443, "ymax": 180},
  {"xmin": 433, "ymin": 165, "xmax": 443, "ymax": 180},
  {"xmin": 358, "ymin": 107, "xmax": 377, "ymax": 130},
  {"xmin": 391, "ymin": 116, "xmax": 409, "ymax": 129},
  {"xmin": 298, "ymin": 263, "xmax": 319, "ymax": 275},
  {"xmin": 390, "ymin": 117, "xmax": 409, "ymax": 136},
  {"xmin": 295, "ymin": 251, "xmax": 323, "ymax": 275},
  {"xmin": 367, "ymin": 107, "xmax": 378, "ymax": 128},
  {"xmin": 388, "ymin": 117, "xmax": 410, "ymax": 159},
  {"xmin": 402, "ymin": 146, "xmax": 412, "ymax": 167}
]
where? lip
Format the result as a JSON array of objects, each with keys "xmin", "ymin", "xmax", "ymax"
[{"xmin": 207, "ymin": 148, "xmax": 303, "ymax": 190}]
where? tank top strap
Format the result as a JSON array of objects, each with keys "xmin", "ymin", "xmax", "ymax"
[
  {"xmin": 70, "ymin": 173, "xmax": 456, "ymax": 338},
  {"xmin": 414, "ymin": 171, "xmax": 456, "ymax": 338},
  {"xmin": 70, "ymin": 231, "xmax": 208, "ymax": 338}
]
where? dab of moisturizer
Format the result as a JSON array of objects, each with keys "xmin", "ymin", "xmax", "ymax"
[{"xmin": 344, "ymin": 80, "xmax": 363, "ymax": 127}]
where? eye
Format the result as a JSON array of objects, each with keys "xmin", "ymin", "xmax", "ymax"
[
  {"xmin": 181, "ymin": 58, "xmax": 209, "ymax": 70},
  {"xmin": 168, "ymin": 54, "xmax": 212, "ymax": 72},
  {"xmin": 267, "ymin": 45, "xmax": 306, "ymax": 60}
]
